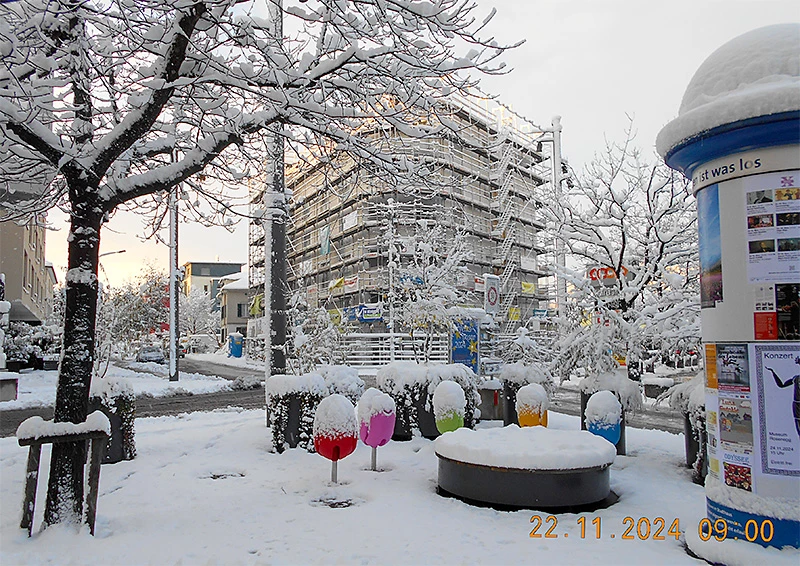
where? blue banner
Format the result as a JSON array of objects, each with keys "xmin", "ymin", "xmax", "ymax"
[
  {"xmin": 451, "ymin": 319, "xmax": 479, "ymax": 374},
  {"xmin": 707, "ymin": 498, "xmax": 800, "ymax": 548}
]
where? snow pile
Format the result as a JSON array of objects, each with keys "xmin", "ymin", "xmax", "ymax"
[
  {"xmin": 515, "ymin": 382, "xmax": 549, "ymax": 414},
  {"xmin": 357, "ymin": 387, "xmax": 396, "ymax": 425},
  {"xmin": 317, "ymin": 365, "xmax": 364, "ymax": 404},
  {"xmin": 16, "ymin": 411, "xmax": 111, "ymax": 441},
  {"xmin": 499, "ymin": 361, "xmax": 554, "ymax": 394},
  {"xmin": 434, "ymin": 425, "xmax": 616, "ymax": 470},
  {"xmin": 657, "ymin": 23, "xmax": 800, "ymax": 155},
  {"xmin": 432, "ymin": 381, "xmax": 466, "ymax": 420},
  {"xmin": 266, "ymin": 373, "xmax": 328, "ymax": 401},
  {"xmin": 579, "ymin": 369, "xmax": 643, "ymax": 412},
  {"xmin": 585, "ymin": 390, "xmax": 622, "ymax": 429},
  {"xmin": 313, "ymin": 394, "xmax": 357, "ymax": 439},
  {"xmin": 375, "ymin": 362, "xmax": 429, "ymax": 393},
  {"xmin": 478, "ymin": 378, "xmax": 502, "ymax": 391}
]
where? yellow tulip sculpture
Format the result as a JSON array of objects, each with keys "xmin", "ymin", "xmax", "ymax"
[{"xmin": 515, "ymin": 383, "xmax": 549, "ymax": 427}]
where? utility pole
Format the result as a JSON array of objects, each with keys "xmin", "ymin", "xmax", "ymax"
[
  {"xmin": 550, "ymin": 116, "xmax": 566, "ymax": 324},
  {"xmin": 168, "ymin": 182, "xmax": 180, "ymax": 382}
]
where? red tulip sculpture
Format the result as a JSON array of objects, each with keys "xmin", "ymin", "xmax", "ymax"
[
  {"xmin": 313, "ymin": 394, "xmax": 358, "ymax": 483},
  {"xmin": 357, "ymin": 388, "xmax": 396, "ymax": 471}
]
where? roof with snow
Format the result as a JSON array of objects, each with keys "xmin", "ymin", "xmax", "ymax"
[
  {"xmin": 220, "ymin": 271, "xmax": 249, "ymax": 291},
  {"xmin": 657, "ymin": 23, "xmax": 800, "ymax": 158}
]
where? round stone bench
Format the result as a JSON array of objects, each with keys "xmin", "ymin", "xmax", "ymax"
[{"xmin": 434, "ymin": 425, "xmax": 616, "ymax": 509}]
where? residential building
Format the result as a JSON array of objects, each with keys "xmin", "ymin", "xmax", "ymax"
[
  {"xmin": 218, "ymin": 272, "xmax": 250, "ymax": 341},
  {"xmin": 181, "ymin": 262, "xmax": 242, "ymax": 311},
  {"xmin": 0, "ymin": 212, "xmax": 57, "ymax": 324},
  {"xmin": 249, "ymin": 95, "xmax": 555, "ymax": 355}
]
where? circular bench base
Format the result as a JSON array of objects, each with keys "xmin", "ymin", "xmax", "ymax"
[{"xmin": 437, "ymin": 454, "xmax": 614, "ymax": 511}]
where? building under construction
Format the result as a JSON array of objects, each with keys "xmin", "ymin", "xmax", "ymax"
[{"xmin": 248, "ymin": 95, "xmax": 557, "ymax": 362}]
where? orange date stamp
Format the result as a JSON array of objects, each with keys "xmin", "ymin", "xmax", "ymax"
[{"xmin": 529, "ymin": 515, "xmax": 682, "ymax": 540}]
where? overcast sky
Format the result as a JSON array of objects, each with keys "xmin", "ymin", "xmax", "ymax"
[{"xmin": 44, "ymin": 0, "xmax": 799, "ymax": 288}]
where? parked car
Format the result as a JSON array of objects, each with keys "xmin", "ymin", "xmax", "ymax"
[{"xmin": 136, "ymin": 345, "xmax": 166, "ymax": 364}]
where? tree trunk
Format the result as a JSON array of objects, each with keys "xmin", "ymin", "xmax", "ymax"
[{"xmin": 44, "ymin": 195, "xmax": 102, "ymax": 526}]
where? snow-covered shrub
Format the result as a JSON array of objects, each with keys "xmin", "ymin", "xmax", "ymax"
[
  {"xmin": 376, "ymin": 362, "xmax": 480, "ymax": 438},
  {"xmin": 267, "ymin": 373, "xmax": 328, "ymax": 453},
  {"xmin": 665, "ymin": 372, "xmax": 706, "ymax": 480},
  {"xmin": 229, "ymin": 374, "xmax": 263, "ymax": 391},
  {"xmin": 89, "ymin": 375, "xmax": 136, "ymax": 461},
  {"xmin": 317, "ymin": 365, "xmax": 364, "ymax": 405},
  {"xmin": 579, "ymin": 369, "xmax": 643, "ymax": 413},
  {"xmin": 585, "ymin": 391, "xmax": 622, "ymax": 429}
]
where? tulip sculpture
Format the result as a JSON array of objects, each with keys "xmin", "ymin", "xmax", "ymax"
[
  {"xmin": 313, "ymin": 394, "xmax": 358, "ymax": 483},
  {"xmin": 357, "ymin": 388, "xmax": 396, "ymax": 471},
  {"xmin": 515, "ymin": 383, "xmax": 549, "ymax": 427},
  {"xmin": 585, "ymin": 390, "xmax": 623, "ymax": 446},
  {"xmin": 433, "ymin": 381, "xmax": 466, "ymax": 435}
]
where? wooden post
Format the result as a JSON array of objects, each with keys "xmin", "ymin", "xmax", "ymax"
[
  {"xmin": 85, "ymin": 438, "xmax": 105, "ymax": 535},
  {"xmin": 20, "ymin": 443, "xmax": 42, "ymax": 536}
]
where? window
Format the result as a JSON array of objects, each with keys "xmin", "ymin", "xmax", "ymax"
[
  {"xmin": 200, "ymin": 267, "xmax": 211, "ymax": 276},
  {"xmin": 237, "ymin": 304, "xmax": 245, "ymax": 318},
  {"xmin": 204, "ymin": 285, "xmax": 209, "ymax": 293}
]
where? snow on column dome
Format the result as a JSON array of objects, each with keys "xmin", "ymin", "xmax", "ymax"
[{"xmin": 657, "ymin": 23, "xmax": 800, "ymax": 159}]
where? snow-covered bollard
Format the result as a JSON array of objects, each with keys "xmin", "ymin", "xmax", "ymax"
[
  {"xmin": 357, "ymin": 388, "xmax": 396, "ymax": 471},
  {"xmin": 515, "ymin": 383, "xmax": 549, "ymax": 427},
  {"xmin": 313, "ymin": 394, "xmax": 358, "ymax": 483},
  {"xmin": 585, "ymin": 391, "xmax": 623, "ymax": 446},
  {"xmin": 499, "ymin": 362, "xmax": 554, "ymax": 427},
  {"xmin": 432, "ymin": 381, "xmax": 466, "ymax": 434}
]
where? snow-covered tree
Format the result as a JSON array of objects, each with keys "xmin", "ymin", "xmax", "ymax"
[
  {"xmin": 287, "ymin": 288, "xmax": 346, "ymax": 374},
  {"xmin": 389, "ymin": 202, "xmax": 473, "ymax": 362},
  {"xmin": 550, "ymin": 122, "xmax": 699, "ymax": 379},
  {"xmin": 0, "ymin": 0, "xmax": 511, "ymax": 525},
  {"xmin": 179, "ymin": 287, "xmax": 217, "ymax": 336}
]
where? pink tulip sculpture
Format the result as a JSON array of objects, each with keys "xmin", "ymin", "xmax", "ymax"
[
  {"xmin": 313, "ymin": 394, "xmax": 358, "ymax": 483},
  {"xmin": 357, "ymin": 388, "xmax": 396, "ymax": 471}
]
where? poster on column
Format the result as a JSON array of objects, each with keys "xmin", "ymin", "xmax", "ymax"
[
  {"xmin": 745, "ymin": 170, "xmax": 800, "ymax": 285},
  {"xmin": 715, "ymin": 344, "xmax": 755, "ymax": 491},
  {"xmin": 751, "ymin": 343, "xmax": 800, "ymax": 479}
]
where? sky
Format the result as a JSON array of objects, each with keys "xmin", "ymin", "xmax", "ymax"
[{"xmin": 43, "ymin": 0, "xmax": 800, "ymax": 288}]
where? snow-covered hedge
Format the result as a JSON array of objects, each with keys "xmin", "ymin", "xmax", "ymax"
[
  {"xmin": 665, "ymin": 372, "xmax": 706, "ymax": 480},
  {"xmin": 376, "ymin": 362, "xmax": 480, "ymax": 437},
  {"xmin": 499, "ymin": 362, "xmax": 555, "ymax": 395},
  {"xmin": 267, "ymin": 373, "xmax": 329, "ymax": 453},
  {"xmin": 89, "ymin": 375, "xmax": 136, "ymax": 461},
  {"xmin": 316, "ymin": 365, "xmax": 364, "ymax": 405},
  {"xmin": 579, "ymin": 369, "xmax": 643, "ymax": 413}
]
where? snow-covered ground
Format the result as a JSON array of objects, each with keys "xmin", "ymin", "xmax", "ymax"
[
  {"xmin": 0, "ymin": 361, "xmax": 231, "ymax": 411},
  {"xmin": 1, "ymin": 362, "xmax": 797, "ymax": 565}
]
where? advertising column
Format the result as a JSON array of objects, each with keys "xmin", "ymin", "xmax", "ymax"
[{"xmin": 658, "ymin": 24, "xmax": 799, "ymax": 549}]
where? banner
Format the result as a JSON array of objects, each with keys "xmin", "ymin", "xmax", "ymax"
[
  {"xmin": 451, "ymin": 318, "xmax": 479, "ymax": 374},
  {"xmin": 521, "ymin": 281, "xmax": 537, "ymax": 295},
  {"xmin": 344, "ymin": 275, "xmax": 359, "ymax": 292},
  {"xmin": 328, "ymin": 277, "xmax": 344, "ymax": 290},
  {"xmin": 320, "ymin": 225, "xmax": 331, "ymax": 256}
]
